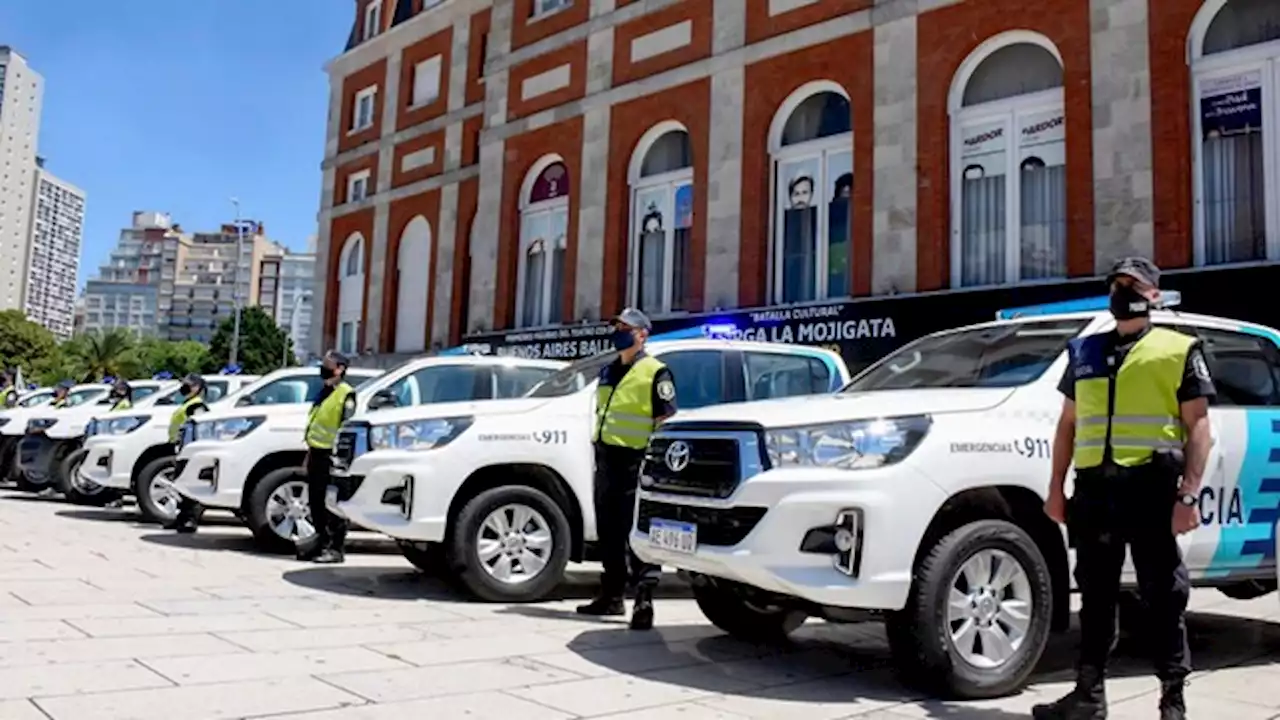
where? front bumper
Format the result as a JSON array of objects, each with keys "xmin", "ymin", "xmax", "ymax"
[
  {"xmin": 172, "ymin": 444, "xmax": 255, "ymax": 510},
  {"xmin": 330, "ymin": 451, "xmax": 447, "ymax": 542},
  {"xmin": 17, "ymin": 434, "xmax": 66, "ymax": 483},
  {"xmin": 80, "ymin": 436, "xmax": 150, "ymax": 491},
  {"xmin": 630, "ymin": 464, "xmax": 943, "ymax": 612}
]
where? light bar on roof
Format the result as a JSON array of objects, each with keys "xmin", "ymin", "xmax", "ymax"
[{"xmin": 996, "ymin": 291, "xmax": 1181, "ymax": 320}]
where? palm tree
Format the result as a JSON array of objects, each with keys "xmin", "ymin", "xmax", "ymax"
[{"xmin": 74, "ymin": 329, "xmax": 140, "ymax": 381}]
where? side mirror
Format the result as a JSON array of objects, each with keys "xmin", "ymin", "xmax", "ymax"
[{"xmin": 368, "ymin": 388, "xmax": 397, "ymax": 411}]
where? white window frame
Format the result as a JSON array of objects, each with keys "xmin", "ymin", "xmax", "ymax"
[
  {"xmin": 352, "ymin": 86, "xmax": 377, "ymax": 133},
  {"xmin": 514, "ymin": 156, "xmax": 569, "ymax": 329},
  {"xmin": 766, "ymin": 81, "xmax": 854, "ymax": 305},
  {"xmin": 1188, "ymin": 0, "xmax": 1280, "ymax": 267},
  {"xmin": 337, "ymin": 233, "xmax": 366, "ymax": 355},
  {"xmin": 947, "ymin": 31, "xmax": 1066, "ymax": 289},
  {"xmin": 628, "ymin": 121, "xmax": 694, "ymax": 316},
  {"xmin": 347, "ymin": 170, "xmax": 372, "ymax": 204},
  {"xmin": 364, "ymin": 0, "xmax": 382, "ymax": 41},
  {"xmin": 531, "ymin": 0, "xmax": 572, "ymax": 20},
  {"xmin": 411, "ymin": 56, "xmax": 443, "ymax": 108}
]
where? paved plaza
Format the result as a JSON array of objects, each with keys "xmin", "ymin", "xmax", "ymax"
[{"xmin": 0, "ymin": 493, "xmax": 1278, "ymax": 719}]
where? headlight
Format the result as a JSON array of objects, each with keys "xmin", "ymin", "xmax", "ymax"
[
  {"xmin": 194, "ymin": 416, "xmax": 265, "ymax": 442},
  {"xmin": 765, "ymin": 415, "xmax": 932, "ymax": 470},
  {"xmin": 26, "ymin": 418, "xmax": 56, "ymax": 433},
  {"xmin": 96, "ymin": 415, "xmax": 151, "ymax": 436},
  {"xmin": 369, "ymin": 416, "xmax": 473, "ymax": 452}
]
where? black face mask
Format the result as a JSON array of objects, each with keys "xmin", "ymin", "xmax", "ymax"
[
  {"xmin": 179, "ymin": 384, "xmax": 192, "ymax": 397},
  {"xmin": 319, "ymin": 366, "xmax": 336, "ymax": 381},
  {"xmin": 1109, "ymin": 285, "xmax": 1151, "ymax": 320},
  {"xmin": 611, "ymin": 330, "xmax": 637, "ymax": 352}
]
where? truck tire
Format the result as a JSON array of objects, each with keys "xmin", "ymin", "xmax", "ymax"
[
  {"xmin": 449, "ymin": 485, "xmax": 571, "ymax": 603},
  {"xmin": 60, "ymin": 448, "xmax": 122, "ymax": 506},
  {"xmin": 50, "ymin": 441, "xmax": 81, "ymax": 494},
  {"xmin": 397, "ymin": 539, "xmax": 446, "ymax": 574},
  {"xmin": 692, "ymin": 579, "xmax": 806, "ymax": 644},
  {"xmin": 246, "ymin": 467, "xmax": 312, "ymax": 555},
  {"xmin": 134, "ymin": 457, "xmax": 180, "ymax": 524},
  {"xmin": 886, "ymin": 519, "xmax": 1052, "ymax": 700}
]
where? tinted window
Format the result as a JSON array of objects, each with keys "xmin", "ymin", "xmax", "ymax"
[
  {"xmin": 19, "ymin": 392, "xmax": 52, "ymax": 407},
  {"xmin": 745, "ymin": 352, "xmax": 831, "ymax": 400},
  {"xmin": 526, "ymin": 352, "xmax": 619, "ymax": 398},
  {"xmin": 495, "ymin": 366, "xmax": 557, "ymax": 398},
  {"xmin": 663, "ymin": 351, "xmax": 726, "ymax": 410},
  {"xmin": 248, "ymin": 376, "xmax": 325, "ymax": 406},
  {"xmin": 205, "ymin": 381, "xmax": 230, "ymax": 402},
  {"xmin": 847, "ymin": 319, "xmax": 1089, "ymax": 392},
  {"xmin": 133, "ymin": 386, "xmax": 160, "ymax": 402},
  {"xmin": 1197, "ymin": 328, "xmax": 1279, "ymax": 407},
  {"xmin": 67, "ymin": 390, "xmax": 106, "ymax": 407},
  {"xmin": 385, "ymin": 365, "xmax": 490, "ymax": 408}
]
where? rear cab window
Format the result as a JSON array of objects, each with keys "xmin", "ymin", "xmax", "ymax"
[
  {"xmin": 381, "ymin": 364, "xmax": 492, "ymax": 408},
  {"xmin": 1167, "ymin": 324, "xmax": 1280, "ymax": 407},
  {"xmin": 744, "ymin": 351, "xmax": 832, "ymax": 400}
]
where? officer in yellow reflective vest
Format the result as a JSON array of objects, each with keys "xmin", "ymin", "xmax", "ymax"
[
  {"xmin": 1037, "ymin": 258, "xmax": 1214, "ymax": 720},
  {"xmin": 50, "ymin": 381, "xmax": 72, "ymax": 408},
  {"xmin": 577, "ymin": 308, "xmax": 676, "ymax": 630},
  {"xmin": 167, "ymin": 375, "xmax": 210, "ymax": 533},
  {"xmin": 108, "ymin": 380, "xmax": 133, "ymax": 412},
  {"xmin": 297, "ymin": 351, "xmax": 357, "ymax": 564}
]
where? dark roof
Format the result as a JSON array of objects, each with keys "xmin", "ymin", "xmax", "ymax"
[
  {"xmin": 392, "ymin": 0, "xmax": 415, "ymax": 27},
  {"xmin": 343, "ymin": 0, "xmax": 416, "ymax": 53}
]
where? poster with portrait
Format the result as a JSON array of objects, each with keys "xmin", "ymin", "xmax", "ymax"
[
  {"xmin": 777, "ymin": 157, "xmax": 821, "ymax": 302},
  {"xmin": 673, "ymin": 183, "xmax": 693, "ymax": 229},
  {"xmin": 778, "ymin": 157, "xmax": 821, "ymax": 211},
  {"xmin": 633, "ymin": 186, "xmax": 669, "ymax": 312}
]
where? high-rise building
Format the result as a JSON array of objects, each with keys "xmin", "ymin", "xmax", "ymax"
[
  {"xmin": 164, "ymin": 222, "xmax": 281, "ymax": 344},
  {"xmin": 82, "ymin": 212, "xmax": 176, "ymax": 336},
  {"xmin": 0, "ymin": 47, "xmax": 44, "ymax": 312},
  {"xmin": 257, "ymin": 248, "xmax": 316, "ymax": 362},
  {"xmin": 24, "ymin": 159, "xmax": 85, "ymax": 339}
]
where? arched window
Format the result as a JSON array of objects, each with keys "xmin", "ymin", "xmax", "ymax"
[
  {"xmin": 769, "ymin": 83, "xmax": 853, "ymax": 303},
  {"xmin": 1190, "ymin": 0, "xmax": 1280, "ymax": 266},
  {"xmin": 337, "ymin": 233, "xmax": 365, "ymax": 355},
  {"xmin": 395, "ymin": 217, "xmax": 432, "ymax": 353},
  {"xmin": 629, "ymin": 123, "xmax": 694, "ymax": 314},
  {"xmin": 950, "ymin": 33, "xmax": 1066, "ymax": 288},
  {"xmin": 515, "ymin": 158, "xmax": 569, "ymax": 328}
]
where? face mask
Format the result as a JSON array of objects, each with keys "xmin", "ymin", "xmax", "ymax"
[
  {"xmin": 319, "ymin": 366, "xmax": 336, "ymax": 380},
  {"xmin": 1109, "ymin": 285, "xmax": 1151, "ymax": 320},
  {"xmin": 179, "ymin": 384, "xmax": 192, "ymax": 397},
  {"xmin": 611, "ymin": 329, "xmax": 637, "ymax": 352}
]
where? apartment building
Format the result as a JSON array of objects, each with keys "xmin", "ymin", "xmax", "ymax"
[
  {"xmin": 316, "ymin": 0, "xmax": 1280, "ymax": 368},
  {"xmin": 164, "ymin": 222, "xmax": 281, "ymax": 344},
  {"xmin": 0, "ymin": 47, "xmax": 43, "ymax": 312},
  {"xmin": 82, "ymin": 211, "xmax": 175, "ymax": 335},
  {"xmin": 257, "ymin": 248, "xmax": 316, "ymax": 361},
  {"xmin": 24, "ymin": 160, "xmax": 85, "ymax": 339}
]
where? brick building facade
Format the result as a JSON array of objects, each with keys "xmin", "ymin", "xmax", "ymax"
[{"xmin": 314, "ymin": 0, "xmax": 1280, "ymax": 365}]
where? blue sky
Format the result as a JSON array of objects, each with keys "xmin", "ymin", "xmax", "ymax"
[{"xmin": 0, "ymin": 0, "xmax": 353, "ymax": 287}]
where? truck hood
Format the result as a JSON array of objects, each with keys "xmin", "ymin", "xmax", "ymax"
[
  {"xmin": 1, "ymin": 408, "xmax": 58, "ymax": 436},
  {"xmin": 197, "ymin": 404, "xmax": 309, "ymax": 423},
  {"xmin": 668, "ymin": 387, "xmax": 1016, "ymax": 428},
  {"xmin": 351, "ymin": 396, "xmax": 558, "ymax": 425}
]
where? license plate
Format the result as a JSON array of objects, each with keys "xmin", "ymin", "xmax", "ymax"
[
  {"xmin": 648, "ymin": 519, "xmax": 697, "ymax": 554},
  {"xmin": 325, "ymin": 485, "xmax": 338, "ymax": 508}
]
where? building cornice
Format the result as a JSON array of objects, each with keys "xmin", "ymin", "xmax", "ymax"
[{"xmin": 325, "ymin": 0, "xmax": 496, "ymax": 78}]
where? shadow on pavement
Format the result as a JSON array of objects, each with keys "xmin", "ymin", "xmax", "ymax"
[
  {"xmin": 136, "ymin": 530, "xmax": 401, "ymax": 558},
  {"xmin": 55, "ymin": 506, "xmax": 243, "ymax": 527}
]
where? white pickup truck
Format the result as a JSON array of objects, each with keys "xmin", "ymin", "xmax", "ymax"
[
  {"xmin": 0, "ymin": 388, "xmax": 55, "ymax": 483},
  {"xmin": 633, "ymin": 293, "xmax": 1280, "ymax": 700},
  {"xmin": 75, "ymin": 374, "xmax": 259, "ymax": 518},
  {"xmin": 172, "ymin": 356, "xmax": 562, "ymax": 552},
  {"xmin": 8, "ymin": 384, "xmax": 116, "ymax": 492},
  {"xmin": 329, "ymin": 339, "xmax": 852, "ymax": 604}
]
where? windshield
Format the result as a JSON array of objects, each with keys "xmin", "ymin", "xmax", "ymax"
[
  {"xmin": 845, "ymin": 319, "xmax": 1089, "ymax": 392},
  {"xmin": 525, "ymin": 351, "xmax": 618, "ymax": 398},
  {"xmin": 19, "ymin": 391, "xmax": 54, "ymax": 407},
  {"xmin": 67, "ymin": 389, "xmax": 107, "ymax": 407}
]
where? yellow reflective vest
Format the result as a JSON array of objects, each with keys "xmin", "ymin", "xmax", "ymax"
[
  {"xmin": 306, "ymin": 382, "xmax": 354, "ymax": 450},
  {"xmin": 111, "ymin": 399, "xmax": 132, "ymax": 412},
  {"xmin": 169, "ymin": 395, "xmax": 204, "ymax": 444},
  {"xmin": 593, "ymin": 355, "xmax": 665, "ymax": 450},
  {"xmin": 1070, "ymin": 327, "xmax": 1195, "ymax": 469},
  {"xmin": 51, "ymin": 397, "xmax": 68, "ymax": 409}
]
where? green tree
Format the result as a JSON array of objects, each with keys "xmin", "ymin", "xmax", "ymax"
[
  {"xmin": 0, "ymin": 310, "xmax": 57, "ymax": 378},
  {"xmin": 207, "ymin": 306, "xmax": 293, "ymax": 375},
  {"xmin": 74, "ymin": 329, "xmax": 142, "ymax": 381},
  {"xmin": 134, "ymin": 338, "xmax": 210, "ymax": 377}
]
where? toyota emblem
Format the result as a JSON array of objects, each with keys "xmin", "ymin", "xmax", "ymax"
[{"xmin": 664, "ymin": 441, "xmax": 691, "ymax": 472}]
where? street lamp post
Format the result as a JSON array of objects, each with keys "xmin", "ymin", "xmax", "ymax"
[
  {"xmin": 229, "ymin": 198, "xmax": 244, "ymax": 368},
  {"xmin": 283, "ymin": 293, "xmax": 305, "ymax": 368}
]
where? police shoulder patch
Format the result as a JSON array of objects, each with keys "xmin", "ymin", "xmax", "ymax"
[
  {"xmin": 1192, "ymin": 352, "xmax": 1211, "ymax": 382},
  {"xmin": 342, "ymin": 395, "xmax": 357, "ymax": 420},
  {"xmin": 657, "ymin": 379, "xmax": 675, "ymax": 401}
]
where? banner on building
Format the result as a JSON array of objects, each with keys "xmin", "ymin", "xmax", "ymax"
[{"xmin": 1201, "ymin": 71, "xmax": 1263, "ymax": 139}]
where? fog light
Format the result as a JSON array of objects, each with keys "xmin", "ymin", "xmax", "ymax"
[
  {"xmin": 834, "ymin": 527, "xmax": 855, "ymax": 552},
  {"xmin": 833, "ymin": 508, "xmax": 863, "ymax": 577},
  {"xmin": 198, "ymin": 460, "xmax": 219, "ymax": 489},
  {"xmin": 96, "ymin": 451, "xmax": 111, "ymax": 469},
  {"xmin": 401, "ymin": 475, "xmax": 413, "ymax": 519}
]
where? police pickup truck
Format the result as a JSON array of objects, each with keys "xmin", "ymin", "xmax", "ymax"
[
  {"xmin": 632, "ymin": 292, "xmax": 1280, "ymax": 700},
  {"xmin": 171, "ymin": 356, "xmax": 561, "ymax": 552},
  {"xmin": 7, "ymin": 384, "xmax": 116, "ymax": 492},
  {"xmin": 329, "ymin": 338, "xmax": 851, "ymax": 604},
  {"xmin": 0, "ymin": 387, "xmax": 55, "ymax": 483}
]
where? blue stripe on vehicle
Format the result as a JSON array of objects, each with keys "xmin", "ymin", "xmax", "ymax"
[{"xmin": 1206, "ymin": 410, "xmax": 1280, "ymax": 577}]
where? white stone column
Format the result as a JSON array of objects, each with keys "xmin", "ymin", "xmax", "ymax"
[
  {"xmin": 364, "ymin": 55, "xmax": 401, "ymax": 352},
  {"xmin": 312, "ymin": 74, "xmax": 347, "ymax": 356},
  {"xmin": 574, "ymin": 27, "xmax": 615, "ymax": 321},
  {"xmin": 702, "ymin": 0, "xmax": 746, "ymax": 310},
  {"xmin": 871, "ymin": 13, "xmax": 918, "ymax": 294}
]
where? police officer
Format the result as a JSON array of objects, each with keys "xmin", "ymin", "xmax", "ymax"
[
  {"xmin": 0, "ymin": 370, "xmax": 14, "ymax": 408},
  {"xmin": 109, "ymin": 380, "xmax": 133, "ymax": 411},
  {"xmin": 1036, "ymin": 258, "xmax": 1214, "ymax": 720},
  {"xmin": 50, "ymin": 381, "xmax": 73, "ymax": 408},
  {"xmin": 577, "ymin": 308, "xmax": 676, "ymax": 631},
  {"xmin": 297, "ymin": 351, "xmax": 357, "ymax": 564},
  {"xmin": 167, "ymin": 374, "xmax": 210, "ymax": 534}
]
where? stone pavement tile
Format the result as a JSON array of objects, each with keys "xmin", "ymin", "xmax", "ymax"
[
  {"xmin": 0, "ymin": 659, "xmax": 171, "ymax": 700},
  {"xmin": 320, "ymin": 657, "xmax": 585, "ymax": 703},
  {"xmin": 0, "ymin": 601, "xmax": 161, "ymax": 622},
  {"xmin": 593, "ymin": 704, "xmax": 755, "ymax": 719},
  {"xmin": 369, "ymin": 631, "xmax": 573, "ymax": 666},
  {"xmin": 267, "ymin": 605, "xmax": 467, "ymax": 628},
  {"xmin": 1179, "ymin": 664, "xmax": 1280, "ymax": 709},
  {"xmin": 0, "ymin": 699, "xmax": 49, "ymax": 720},
  {"xmin": 196, "ymin": 583, "xmax": 342, "ymax": 600},
  {"xmin": 0, "ymin": 633, "xmax": 245, "ymax": 667},
  {"xmin": 217, "ymin": 623, "xmax": 438, "ymax": 652},
  {"xmin": 414, "ymin": 615, "xmax": 579, "ymax": 640},
  {"xmin": 511, "ymin": 674, "xmax": 717, "ymax": 716},
  {"xmin": 0, "ymin": 620, "xmax": 85, "ymax": 641},
  {"xmin": 640, "ymin": 653, "xmax": 853, "ymax": 695},
  {"xmin": 139, "ymin": 596, "xmax": 346, "ymax": 616},
  {"xmin": 8, "ymin": 582, "xmax": 212, "ymax": 605},
  {"xmin": 1109, "ymin": 688, "xmax": 1278, "ymax": 719},
  {"xmin": 530, "ymin": 636, "xmax": 772, "ymax": 679},
  {"xmin": 695, "ymin": 675, "xmax": 910, "ymax": 719},
  {"xmin": 255, "ymin": 691, "xmax": 575, "ymax": 720},
  {"xmin": 68, "ymin": 612, "xmax": 296, "ymax": 637},
  {"xmin": 143, "ymin": 647, "xmax": 411, "ymax": 685},
  {"xmin": 890, "ymin": 686, "xmax": 1056, "ymax": 718},
  {"xmin": 33, "ymin": 677, "xmax": 366, "ymax": 720}
]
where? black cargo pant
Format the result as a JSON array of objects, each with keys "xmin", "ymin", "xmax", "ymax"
[
  {"xmin": 1070, "ymin": 465, "xmax": 1191, "ymax": 683},
  {"xmin": 595, "ymin": 444, "xmax": 660, "ymax": 598},
  {"xmin": 298, "ymin": 448, "xmax": 347, "ymax": 554}
]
